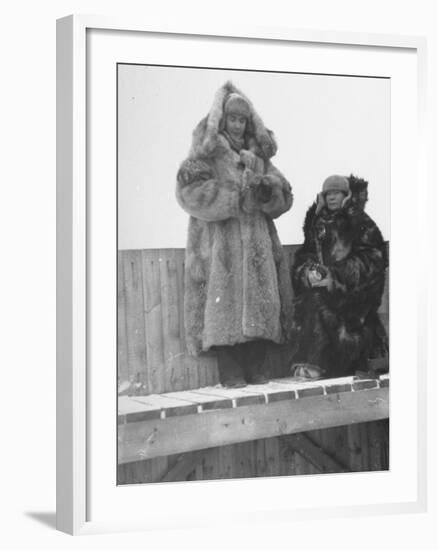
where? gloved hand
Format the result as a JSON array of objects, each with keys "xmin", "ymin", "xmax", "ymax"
[
  {"xmin": 240, "ymin": 168, "xmax": 262, "ymax": 214},
  {"xmin": 307, "ymin": 268, "xmax": 323, "ymax": 286},
  {"xmin": 307, "ymin": 264, "xmax": 333, "ymax": 290},
  {"xmin": 302, "ymin": 263, "xmax": 327, "ymax": 288},
  {"xmin": 240, "ymin": 149, "xmax": 257, "ymax": 171},
  {"xmin": 256, "ymin": 176, "xmax": 273, "ymax": 203}
]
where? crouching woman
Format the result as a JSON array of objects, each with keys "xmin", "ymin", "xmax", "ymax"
[
  {"xmin": 176, "ymin": 81, "xmax": 294, "ymax": 387},
  {"xmin": 291, "ymin": 174, "xmax": 388, "ymax": 379}
]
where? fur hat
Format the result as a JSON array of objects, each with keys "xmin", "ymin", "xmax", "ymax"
[
  {"xmin": 322, "ymin": 175, "xmax": 349, "ymax": 195},
  {"xmin": 315, "ymin": 174, "xmax": 351, "ymax": 214},
  {"xmin": 224, "ymin": 93, "xmax": 251, "ymax": 118}
]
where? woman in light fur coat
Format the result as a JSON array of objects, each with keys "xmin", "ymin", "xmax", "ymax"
[{"xmin": 176, "ymin": 81, "xmax": 294, "ymax": 387}]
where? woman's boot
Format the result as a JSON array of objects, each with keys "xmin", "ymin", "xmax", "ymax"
[{"xmin": 216, "ymin": 345, "xmax": 247, "ymax": 388}]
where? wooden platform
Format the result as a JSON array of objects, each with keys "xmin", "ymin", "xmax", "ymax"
[{"xmin": 118, "ymin": 374, "xmax": 389, "ymax": 464}]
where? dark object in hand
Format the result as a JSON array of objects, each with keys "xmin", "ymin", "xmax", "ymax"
[{"xmin": 256, "ymin": 179, "xmax": 272, "ymax": 203}]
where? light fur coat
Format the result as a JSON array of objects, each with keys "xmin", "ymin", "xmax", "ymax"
[{"xmin": 176, "ymin": 81, "xmax": 294, "ymax": 355}]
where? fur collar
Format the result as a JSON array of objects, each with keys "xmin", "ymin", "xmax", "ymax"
[{"xmin": 188, "ymin": 81, "xmax": 277, "ymax": 160}]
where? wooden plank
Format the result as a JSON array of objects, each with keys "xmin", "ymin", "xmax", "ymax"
[
  {"xmin": 123, "ymin": 250, "xmax": 147, "ymax": 391},
  {"xmin": 118, "ymin": 386, "xmax": 389, "ymax": 462},
  {"xmin": 241, "ymin": 381, "xmax": 297, "ymax": 404},
  {"xmin": 254, "ymin": 439, "xmax": 266, "ymax": 478},
  {"xmin": 330, "ymin": 426, "xmax": 350, "ymax": 470},
  {"xmin": 117, "ymin": 252, "xmax": 129, "ymax": 384},
  {"xmin": 325, "ymin": 382, "xmax": 354, "ymax": 394},
  {"xmin": 131, "ymin": 394, "xmax": 198, "ymax": 418},
  {"xmin": 194, "ymin": 461, "xmax": 203, "ymax": 481},
  {"xmin": 279, "ymin": 435, "xmax": 297, "ymax": 476},
  {"xmin": 117, "ymin": 456, "xmax": 170, "ymax": 485},
  {"xmin": 192, "ymin": 386, "xmax": 266, "ymax": 407},
  {"xmin": 232, "ymin": 441, "xmax": 255, "ymax": 479},
  {"xmin": 158, "ymin": 251, "xmax": 174, "ymax": 393},
  {"xmin": 159, "ymin": 250, "xmax": 186, "ymax": 392},
  {"xmin": 160, "ymin": 450, "xmax": 206, "ymax": 482},
  {"xmin": 245, "ymin": 441, "xmax": 257, "ymax": 478},
  {"xmin": 141, "ymin": 250, "xmax": 164, "ymax": 394},
  {"xmin": 282, "ymin": 433, "xmax": 347, "ymax": 474},
  {"xmin": 164, "ymin": 389, "xmax": 233, "ymax": 411},
  {"xmin": 347, "ymin": 424, "xmax": 363, "ymax": 471},
  {"xmin": 380, "ymin": 419, "xmax": 390, "ymax": 470},
  {"xmin": 353, "ymin": 379, "xmax": 379, "ymax": 391},
  {"xmin": 174, "ymin": 249, "xmax": 200, "ymax": 390},
  {"xmin": 315, "ymin": 428, "xmax": 330, "ymax": 470},
  {"xmin": 149, "ymin": 456, "xmax": 170, "ymax": 483},
  {"xmin": 360, "ymin": 422, "xmax": 370, "ymax": 471},
  {"xmin": 199, "ymin": 448, "xmax": 219, "ymax": 480},
  {"xmin": 117, "ymin": 463, "xmax": 128, "ymax": 485},
  {"xmin": 117, "ymin": 459, "xmax": 154, "ymax": 485},
  {"xmin": 294, "ymin": 450, "xmax": 309, "ymax": 476},
  {"xmin": 217, "ymin": 443, "xmax": 234, "ymax": 479},
  {"xmin": 118, "ymin": 396, "xmax": 161, "ymax": 423},
  {"xmin": 368, "ymin": 421, "xmax": 382, "ymax": 471},
  {"xmin": 271, "ymin": 376, "xmax": 327, "ymax": 390},
  {"xmin": 198, "ymin": 354, "xmax": 219, "ymax": 389},
  {"xmin": 264, "ymin": 437, "xmax": 280, "ymax": 476}
]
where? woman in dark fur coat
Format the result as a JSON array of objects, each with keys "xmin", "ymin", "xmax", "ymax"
[
  {"xmin": 176, "ymin": 81, "xmax": 294, "ymax": 387},
  {"xmin": 291, "ymin": 174, "xmax": 388, "ymax": 379}
]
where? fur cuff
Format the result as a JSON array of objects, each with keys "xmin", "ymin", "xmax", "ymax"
[{"xmin": 259, "ymin": 175, "xmax": 292, "ymax": 219}]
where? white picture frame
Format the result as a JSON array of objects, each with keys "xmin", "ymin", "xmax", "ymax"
[{"xmin": 56, "ymin": 14, "xmax": 428, "ymax": 535}]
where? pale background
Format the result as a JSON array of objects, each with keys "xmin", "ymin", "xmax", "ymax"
[
  {"xmin": 1, "ymin": 0, "xmax": 437, "ymax": 548},
  {"xmin": 118, "ymin": 64, "xmax": 390, "ymax": 249}
]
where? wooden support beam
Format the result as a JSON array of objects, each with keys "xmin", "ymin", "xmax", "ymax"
[
  {"xmin": 281, "ymin": 433, "xmax": 348, "ymax": 473},
  {"xmin": 160, "ymin": 450, "xmax": 207, "ymax": 482},
  {"xmin": 118, "ymin": 376, "xmax": 389, "ymax": 463}
]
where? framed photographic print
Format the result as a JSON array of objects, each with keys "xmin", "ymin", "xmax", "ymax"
[{"xmin": 57, "ymin": 15, "xmax": 427, "ymax": 535}]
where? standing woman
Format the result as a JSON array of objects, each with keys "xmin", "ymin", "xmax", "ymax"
[{"xmin": 176, "ymin": 81, "xmax": 294, "ymax": 387}]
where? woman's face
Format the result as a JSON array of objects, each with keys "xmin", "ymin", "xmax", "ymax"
[
  {"xmin": 225, "ymin": 113, "xmax": 247, "ymax": 140},
  {"xmin": 325, "ymin": 190, "xmax": 345, "ymax": 211}
]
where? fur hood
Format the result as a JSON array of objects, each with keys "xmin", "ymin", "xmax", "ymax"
[{"xmin": 188, "ymin": 81, "xmax": 278, "ymax": 160}]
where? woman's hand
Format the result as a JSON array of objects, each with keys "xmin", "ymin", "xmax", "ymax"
[
  {"xmin": 240, "ymin": 168, "xmax": 261, "ymax": 214},
  {"xmin": 256, "ymin": 176, "xmax": 273, "ymax": 203},
  {"xmin": 309, "ymin": 269, "xmax": 333, "ymax": 290},
  {"xmin": 240, "ymin": 149, "xmax": 257, "ymax": 171},
  {"xmin": 307, "ymin": 269, "xmax": 323, "ymax": 286}
]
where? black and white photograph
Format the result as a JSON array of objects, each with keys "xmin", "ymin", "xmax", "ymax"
[
  {"xmin": 2, "ymin": 0, "xmax": 435, "ymax": 542},
  {"xmin": 117, "ymin": 64, "xmax": 390, "ymax": 484}
]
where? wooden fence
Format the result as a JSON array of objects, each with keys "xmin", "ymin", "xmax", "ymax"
[{"xmin": 117, "ymin": 245, "xmax": 389, "ymax": 484}]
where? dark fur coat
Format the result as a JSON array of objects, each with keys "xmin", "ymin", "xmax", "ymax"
[
  {"xmin": 291, "ymin": 176, "xmax": 388, "ymax": 376},
  {"xmin": 176, "ymin": 81, "xmax": 294, "ymax": 356}
]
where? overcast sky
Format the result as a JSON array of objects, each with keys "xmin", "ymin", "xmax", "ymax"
[{"xmin": 118, "ymin": 64, "xmax": 389, "ymax": 250}]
